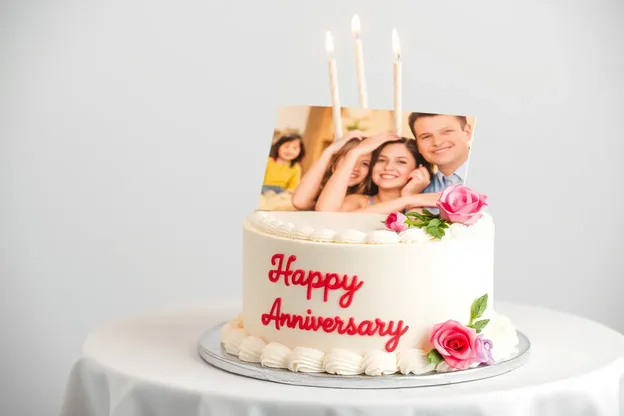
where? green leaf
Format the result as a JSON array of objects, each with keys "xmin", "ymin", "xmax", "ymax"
[
  {"xmin": 471, "ymin": 319, "xmax": 490, "ymax": 333},
  {"xmin": 406, "ymin": 220, "xmax": 418, "ymax": 228},
  {"xmin": 421, "ymin": 208, "xmax": 436, "ymax": 218},
  {"xmin": 405, "ymin": 211, "xmax": 423, "ymax": 217},
  {"xmin": 412, "ymin": 214, "xmax": 428, "ymax": 222},
  {"xmin": 428, "ymin": 219, "xmax": 441, "ymax": 227},
  {"xmin": 440, "ymin": 221, "xmax": 450, "ymax": 229},
  {"xmin": 426, "ymin": 349, "xmax": 444, "ymax": 365},
  {"xmin": 426, "ymin": 226, "xmax": 445, "ymax": 239},
  {"xmin": 470, "ymin": 294, "xmax": 489, "ymax": 322}
]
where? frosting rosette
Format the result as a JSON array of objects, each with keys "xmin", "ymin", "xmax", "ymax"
[
  {"xmin": 323, "ymin": 348, "xmax": 364, "ymax": 375},
  {"xmin": 398, "ymin": 349, "xmax": 436, "ymax": 375}
]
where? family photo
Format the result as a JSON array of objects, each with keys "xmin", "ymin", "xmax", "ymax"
[{"xmin": 259, "ymin": 105, "xmax": 476, "ymax": 215}]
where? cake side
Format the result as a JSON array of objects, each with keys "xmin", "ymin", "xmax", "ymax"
[
  {"xmin": 220, "ymin": 207, "xmax": 519, "ymax": 376},
  {"xmin": 242, "ymin": 212, "xmax": 495, "ymax": 355},
  {"xmin": 222, "ymin": 185, "xmax": 520, "ymax": 376}
]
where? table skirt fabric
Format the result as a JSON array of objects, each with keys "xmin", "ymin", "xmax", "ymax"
[{"xmin": 59, "ymin": 302, "xmax": 624, "ymax": 416}]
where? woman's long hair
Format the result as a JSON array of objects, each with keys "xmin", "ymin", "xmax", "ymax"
[
  {"xmin": 363, "ymin": 137, "xmax": 433, "ymax": 196},
  {"xmin": 317, "ymin": 137, "xmax": 368, "ymax": 197}
]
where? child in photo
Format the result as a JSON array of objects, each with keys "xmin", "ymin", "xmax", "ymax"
[{"xmin": 262, "ymin": 134, "xmax": 306, "ymax": 195}]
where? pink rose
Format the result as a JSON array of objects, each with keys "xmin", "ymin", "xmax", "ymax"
[
  {"xmin": 430, "ymin": 320, "xmax": 479, "ymax": 370},
  {"xmin": 437, "ymin": 185, "xmax": 488, "ymax": 225},
  {"xmin": 385, "ymin": 212, "xmax": 408, "ymax": 232}
]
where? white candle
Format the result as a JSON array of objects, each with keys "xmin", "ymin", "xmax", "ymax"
[
  {"xmin": 326, "ymin": 31, "xmax": 343, "ymax": 141},
  {"xmin": 351, "ymin": 15, "xmax": 368, "ymax": 108},
  {"xmin": 392, "ymin": 28, "xmax": 402, "ymax": 136}
]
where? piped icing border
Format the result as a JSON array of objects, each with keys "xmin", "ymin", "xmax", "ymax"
[
  {"xmin": 248, "ymin": 209, "xmax": 493, "ymax": 245},
  {"xmin": 220, "ymin": 295, "xmax": 520, "ymax": 376},
  {"xmin": 249, "ymin": 185, "xmax": 493, "ymax": 245}
]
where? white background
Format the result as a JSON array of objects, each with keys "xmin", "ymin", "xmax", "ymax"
[{"xmin": 1, "ymin": 0, "xmax": 623, "ymax": 414}]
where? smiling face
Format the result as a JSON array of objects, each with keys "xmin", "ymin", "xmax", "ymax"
[
  {"xmin": 335, "ymin": 153, "xmax": 371, "ymax": 186},
  {"xmin": 371, "ymin": 143, "xmax": 417, "ymax": 190},
  {"xmin": 277, "ymin": 139, "xmax": 302, "ymax": 162},
  {"xmin": 412, "ymin": 115, "xmax": 472, "ymax": 173}
]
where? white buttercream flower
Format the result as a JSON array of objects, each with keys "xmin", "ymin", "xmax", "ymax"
[{"xmin": 480, "ymin": 314, "xmax": 519, "ymax": 362}]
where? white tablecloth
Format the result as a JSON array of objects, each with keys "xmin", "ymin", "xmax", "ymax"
[{"xmin": 59, "ymin": 300, "xmax": 624, "ymax": 416}]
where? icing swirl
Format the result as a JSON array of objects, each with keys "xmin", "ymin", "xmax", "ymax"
[
  {"xmin": 291, "ymin": 225, "xmax": 315, "ymax": 239},
  {"xmin": 361, "ymin": 350, "xmax": 398, "ymax": 376},
  {"xmin": 238, "ymin": 336, "xmax": 267, "ymax": 363},
  {"xmin": 223, "ymin": 327, "xmax": 248, "ymax": 356},
  {"xmin": 257, "ymin": 216, "xmax": 278, "ymax": 234},
  {"xmin": 219, "ymin": 314, "xmax": 243, "ymax": 342},
  {"xmin": 399, "ymin": 228, "xmax": 433, "ymax": 243},
  {"xmin": 249, "ymin": 212, "xmax": 269, "ymax": 230},
  {"xmin": 366, "ymin": 230, "xmax": 400, "ymax": 244},
  {"xmin": 448, "ymin": 222, "xmax": 471, "ymax": 239},
  {"xmin": 260, "ymin": 342, "xmax": 292, "ymax": 369},
  {"xmin": 323, "ymin": 348, "xmax": 364, "ymax": 375},
  {"xmin": 398, "ymin": 349, "xmax": 436, "ymax": 375},
  {"xmin": 287, "ymin": 346, "xmax": 326, "ymax": 373},
  {"xmin": 335, "ymin": 229, "xmax": 367, "ymax": 244},
  {"xmin": 309, "ymin": 228, "xmax": 337, "ymax": 242},
  {"xmin": 435, "ymin": 361, "xmax": 458, "ymax": 373},
  {"xmin": 276, "ymin": 222, "xmax": 295, "ymax": 237}
]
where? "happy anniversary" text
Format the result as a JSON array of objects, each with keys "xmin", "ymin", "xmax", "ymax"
[{"xmin": 259, "ymin": 253, "xmax": 409, "ymax": 352}]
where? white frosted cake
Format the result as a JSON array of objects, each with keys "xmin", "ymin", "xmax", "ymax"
[{"xmin": 221, "ymin": 185, "xmax": 520, "ymax": 376}]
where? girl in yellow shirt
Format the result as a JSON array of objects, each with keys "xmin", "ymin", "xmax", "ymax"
[{"xmin": 262, "ymin": 134, "xmax": 306, "ymax": 195}]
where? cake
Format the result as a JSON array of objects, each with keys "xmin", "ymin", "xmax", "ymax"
[{"xmin": 220, "ymin": 185, "xmax": 520, "ymax": 376}]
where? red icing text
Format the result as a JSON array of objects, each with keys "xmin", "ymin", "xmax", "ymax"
[
  {"xmin": 261, "ymin": 297, "xmax": 409, "ymax": 353},
  {"xmin": 268, "ymin": 253, "xmax": 364, "ymax": 308}
]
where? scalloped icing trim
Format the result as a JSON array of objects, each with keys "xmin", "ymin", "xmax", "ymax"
[
  {"xmin": 247, "ymin": 211, "xmax": 494, "ymax": 245},
  {"xmin": 219, "ymin": 316, "xmax": 518, "ymax": 376},
  {"xmin": 220, "ymin": 316, "xmax": 519, "ymax": 377},
  {"xmin": 220, "ymin": 318, "xmax": 433, "ymax": 376}
]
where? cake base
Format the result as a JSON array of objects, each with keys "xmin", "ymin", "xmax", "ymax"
[{"xmin": 198, "ymin": 322, "xmax": 531, "ymax": 389}]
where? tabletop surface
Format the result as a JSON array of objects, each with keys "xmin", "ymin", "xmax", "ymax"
[{"xmin": 80, "ymin": 299, "xmax": 624, "ymax": 405}]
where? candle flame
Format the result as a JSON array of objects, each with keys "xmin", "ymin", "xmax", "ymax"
[
  {"xmin": 392, "ymin": 28, "xmax": 401, "ymax": 60},
  {"xmin": 351, "ymin": 15, "xmax": 361, "ymax": 37},
  {"xmin": 325, "ymin": 31, "xmax": 334, "ymax": 54}
]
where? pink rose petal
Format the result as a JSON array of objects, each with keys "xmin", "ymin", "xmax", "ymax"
[
  {"xmin": 456, "ymin": 201, "xmax": 479, "ymax": 214},
  {"xmin": 436, "ymin": 185, "xmax": 488, "ymax": 225}
]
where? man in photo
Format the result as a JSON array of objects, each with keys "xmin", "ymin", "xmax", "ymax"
[{"xmin": 407, "ymin": 112, "xmax": 472, "ymax": 193}]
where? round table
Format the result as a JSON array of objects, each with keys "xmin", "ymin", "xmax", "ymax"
[{"xmin": 59, "ymin": 300, "xmax": 624, "ymax": 416}]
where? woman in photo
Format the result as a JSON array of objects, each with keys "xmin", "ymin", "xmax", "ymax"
[
  {"xmin": 262, "ymin": 134, "xmax": 306, "ymax": 195},
  {"xmin": 314, "ymin": 132, "xmax": 399, "ymax": 212},
  {"xmin": 335, "ymin": 137, "xmax": 439, "ymax": 214},
  {"xmin": 290, "ymin": 130, "xmax": 370, "ymax": 210}
]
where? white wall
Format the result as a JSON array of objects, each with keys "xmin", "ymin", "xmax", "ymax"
[{"xmin": 1, "ymin": 0, "xmax": 623, "ymax": 414}]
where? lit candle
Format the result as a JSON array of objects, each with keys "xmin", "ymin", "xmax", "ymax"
[
  {"xmin": 351, "ymin": 15, "xmax": 368, "ymax": 108},
  {"xmin": 392, "ymin": 28, "xmax": 402, "ymax": 136},
  {"xmin": 326, "ymin": 31, "xmax": 343, "ymax": 140}
]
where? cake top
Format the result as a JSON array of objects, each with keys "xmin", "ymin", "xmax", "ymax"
[{"xmin": 246, "ymin": 208, "xmax": 494, "ymax": 245}]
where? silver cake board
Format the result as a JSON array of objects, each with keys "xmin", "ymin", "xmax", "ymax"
[{"xmin": 198, "ymin": 322, "xmax": 530, "ymax": 389}]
